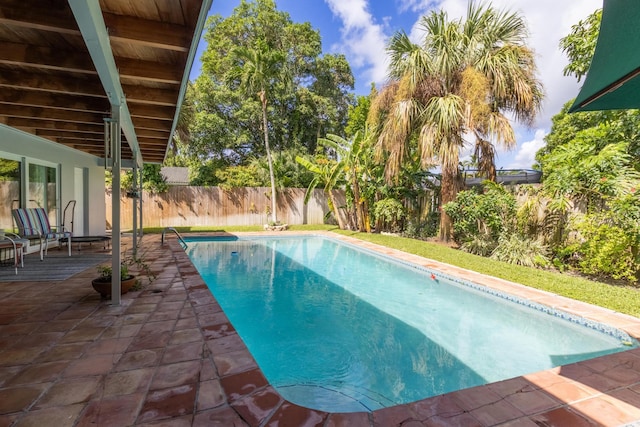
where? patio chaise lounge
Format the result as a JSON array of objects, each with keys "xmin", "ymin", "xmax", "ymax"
[{"xmin": 11, "ymin": 207, "xmax": 72, "ymax": 260}]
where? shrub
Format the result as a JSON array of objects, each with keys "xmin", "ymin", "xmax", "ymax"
[
  {"xmin": 567, "ymin": 214, "xmax": 639, "ymax": 282},
  {"xmin": 374, "ymin": 198, "xmax": 406, "ymax": 233},
  {"xmin": 443, "ymin": 183, "xmax": 516, "ymax": 243},
  {"xmin": 403, "ymin": 212, "xmax": 440, "ymax": 239},
  {"xmin": 461, "ymin": 234, "xmax": 497, "ymax": 256},
  {"xmin": 490, "ymin": 233, "xmax": 549, "ymax": 267}
]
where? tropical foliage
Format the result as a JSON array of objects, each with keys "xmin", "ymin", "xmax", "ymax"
[
  {"xmin": 166, "ymin": 0, "xmax": 640, "ymax": 288},
  {"xmin": 560, "ymin": 8, "xmax": 602, "ymax": 82},
  {"xmin": 369, "ymin": 1, "xmax": 543, "ymax": 240},
  {"xmin": 528, "ymin": 7, "xmax": 640, "ymax": 283},
  {"xmin": 442, "ymin": 183, "xmax": 516, "ymax": 244},
  {"xmin": 119, "ymin": 164, "xmax": 168, "ymax": 194},
  {"xmin": 230, "ymin": 41, "xmax": 286, "ymax": 222},
  {"xmin": 296, "ymin": 132, "xmax": 370, "ymax": 230},
  {"xmin": 180, "ymin": 0, "xmax": 354, "ymax": 175}
]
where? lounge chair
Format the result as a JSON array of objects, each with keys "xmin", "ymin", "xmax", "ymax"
[{"xmin": 11, "ymin": 208, "xmax": 72, "ymax": 260}]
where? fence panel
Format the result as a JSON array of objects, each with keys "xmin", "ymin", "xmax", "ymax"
[{"xmin": 106, "ymin": 186, "xmax": 341, "ymax": 229}]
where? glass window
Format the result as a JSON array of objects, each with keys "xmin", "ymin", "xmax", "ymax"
[
  {"xmin": 28, "ymin": 163, "xmax": 58, "ymax": 222},
  {"xmin": 0, "ymin": 158, "xmax": 21, "ymax": 231}
]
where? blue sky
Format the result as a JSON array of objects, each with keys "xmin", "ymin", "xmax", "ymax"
[{"xmin": 190, "ymin": 0, "xmax": 602, "ymax": 169}]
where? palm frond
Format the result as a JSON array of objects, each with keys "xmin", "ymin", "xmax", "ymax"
[{"xmin": 484, "ymin": 112, "xmax": 516, "ymax": 149}]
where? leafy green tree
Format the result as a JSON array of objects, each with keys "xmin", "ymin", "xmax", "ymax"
[
  {"xmin": 373, "ymin": 1, "xmax": 542, "ymax": 241},
  {"xmin": 373, "ymin": 198, "xmax": 406, "ymax": 233},
  {"xmin": 539, "ymin": 123, "xmax": 640, "ymax": 280},
  {"xmin": 541, "ymin": 127, "xmax": 640, "ymax": 209},
  {"xmin": 253, "ymin": 150, "xmax": 315, "ymax": 189},
  {"xmin": 534, "ymin": 6, "xmax": 640, "ymax": 283},
  {"xmin": 345, "ymin": 85, "xmax": 375, "ymax": 138},
  {"xmin": 560, "ymin": 9, "xmax": 602, "ymax": 82},
  {"xmin": 230, "ymin": 42, "xmax": 287, "ymax": 223},
  {"xmin": 189, "ymin": 0, "xmax": 354, "ymax": 168},
  {"xmin": 214, "ymin": 164, "xmax": 263, "ymax": 189},
  {"xmin": 537, "ymin": 103, "xmax": 640, "ymax": 166},
  {"xmin": 121, "ymin": 164, "xmax": 168, "ymax": 194},
  {"xmin": 188, "ymin": 158, "xmax": 227, "ymax": 186},
  {"xmin": 567, "ymin": 207, "xmax": 640, "ymax": 282},
  {"xmin": 0, "ymin": 159, "xmax": 19, "ymax": 181}
]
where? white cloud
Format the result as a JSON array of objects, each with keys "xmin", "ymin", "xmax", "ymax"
[
  {"xmin": 323, "ymin": 0, "xmax": 389, "ymax": 86},
  {"xmin": 405, "ymin": 0, "xmax": 600, "ymax": 130},
  {"xmin": 506, "ymin": 129, "xmax": 547, "ymax": 169}
]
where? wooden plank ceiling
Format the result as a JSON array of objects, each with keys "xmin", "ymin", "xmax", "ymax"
[{"xmin": 0, "ymin": 0, "xmax": 205, "ymax": 163}]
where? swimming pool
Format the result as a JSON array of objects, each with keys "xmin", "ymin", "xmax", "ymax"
[{"xmin": 185, "ymin": 235, "xmax": 637, "ymax": 412}]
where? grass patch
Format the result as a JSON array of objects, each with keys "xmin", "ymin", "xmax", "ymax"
[{"xmin": 334, "ymin": 230, "xmax": 640, "ymax": 318}]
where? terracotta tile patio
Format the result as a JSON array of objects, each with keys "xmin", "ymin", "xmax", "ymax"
[{"xmin": 1, "ymin": 232, "xmax": 640, "ymax": 426}]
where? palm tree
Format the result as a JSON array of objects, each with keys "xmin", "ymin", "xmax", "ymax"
[
  {"xmin": 231, "ymin": 43, "xmax": 287, "ymax": 223},
  {"xmin": 374, "ymin": 1, "xmax": 543, "ymax": 241}
]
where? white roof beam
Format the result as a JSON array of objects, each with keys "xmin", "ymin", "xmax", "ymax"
[{"xmin": 68, "ymin": 0, "xmax": 143, "ymax": 168}]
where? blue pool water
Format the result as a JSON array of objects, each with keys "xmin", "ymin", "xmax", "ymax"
[{"xmin": 185, "ymin": 235, "xmax": 637, "ymax": 412}]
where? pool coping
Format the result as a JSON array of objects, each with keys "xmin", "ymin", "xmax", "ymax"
[{"xmin": 177, "ymin": 231, "xmax": 640, "ymax": 425}]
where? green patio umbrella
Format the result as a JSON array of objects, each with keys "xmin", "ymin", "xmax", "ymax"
[{"xmin": 569, "ymin": 0, "xmax": 640, "ymax": 112}]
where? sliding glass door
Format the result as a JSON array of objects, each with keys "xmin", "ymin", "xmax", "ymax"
[
  {"xmin": 28, "ymin": 162, "xmax": 58, "ymax": 226},
  {"xmin": 0, "ymin": 154, "xmax": 60, "ymax": 232},
  {"xmin": 0, "ymin": 157, "xmax": 21, "ymax": 231}
]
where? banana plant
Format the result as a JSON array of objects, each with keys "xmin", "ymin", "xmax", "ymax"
[{"xmin": 296, "ymin": 131, "xmax": 372, "ymax": 231}]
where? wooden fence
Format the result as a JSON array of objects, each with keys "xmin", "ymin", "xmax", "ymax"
[{"xmin": 106, "ymin": 186, "xmax": 346, "ymax": 229}]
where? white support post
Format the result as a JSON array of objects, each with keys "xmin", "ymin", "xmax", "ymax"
[
  {"xmin": 132, "ymin": 161, "xmax": 138, "ymax": 258},
  {"xmin": 110, "ymin": 108, "xmax": 122, "ymax": 306},
  {"xmin": 138, "ymin": 176, "xmax": 143, "ymax": 237}
]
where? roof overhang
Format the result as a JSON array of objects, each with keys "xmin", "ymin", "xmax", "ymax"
[{"xmin": 0, "ymin": 0, "xmax": 212, "ymax": 164}]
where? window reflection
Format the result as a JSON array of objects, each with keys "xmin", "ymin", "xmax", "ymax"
[
  {"xmin": 0, "ymin": 158, "xmax": 60, "ymax": 232},
  {"xmin": 28, "ymin": 163, "xmax": 57, "ymax": 221},
  {"xmin": 0, "ymin": 158, "xmax": 21, "ymax": 231}
]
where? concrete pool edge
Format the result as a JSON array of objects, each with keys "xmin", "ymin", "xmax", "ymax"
[{"xmin": 175, "ymin": 231, "xmax": 640, "ymax": 426}]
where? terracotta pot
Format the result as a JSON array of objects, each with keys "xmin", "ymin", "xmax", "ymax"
[{"xmin": 91, "ymin": 275, "xmax": 136, "ymax": 298}]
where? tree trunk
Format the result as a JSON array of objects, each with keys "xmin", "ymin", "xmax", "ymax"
[
  {"xmin": 439, "ymin": 163, "xmax": 462, "ymax": 242},
  {"xmin": 476, "ymin": 138, "xmax": 497, "ymax": 182},
  {"xmin": 327, "ymin": 191, "xmax": 347, "ymax": 229},
  {"xmin": 352, "ymin": 177, "xmax": 366, "ymax": 232},
  {"xmin": 260, "ymin": 90, "xmax": 278, "ymax": 224},
  {"xmin": 363, "ymin": 199, "xmax": 371, "ymax": 232}
]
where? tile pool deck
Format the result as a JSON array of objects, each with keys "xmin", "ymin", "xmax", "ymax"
[{"xmin": 2, "ymin": 232, "xmax": 640, "ymax": 426}]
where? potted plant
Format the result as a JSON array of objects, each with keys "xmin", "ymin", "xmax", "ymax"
[
  {"xmin": 91, "ymin": 248, "xmax": 156, "ymax": 299},
  {"xmin": 91, "ymin": 263, "xmax": 137, "ymax": 299}
]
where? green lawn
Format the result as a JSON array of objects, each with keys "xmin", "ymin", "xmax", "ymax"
[{"xmin": 143, "ymin": 225, "xmax": 640, "ymax": 317}]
